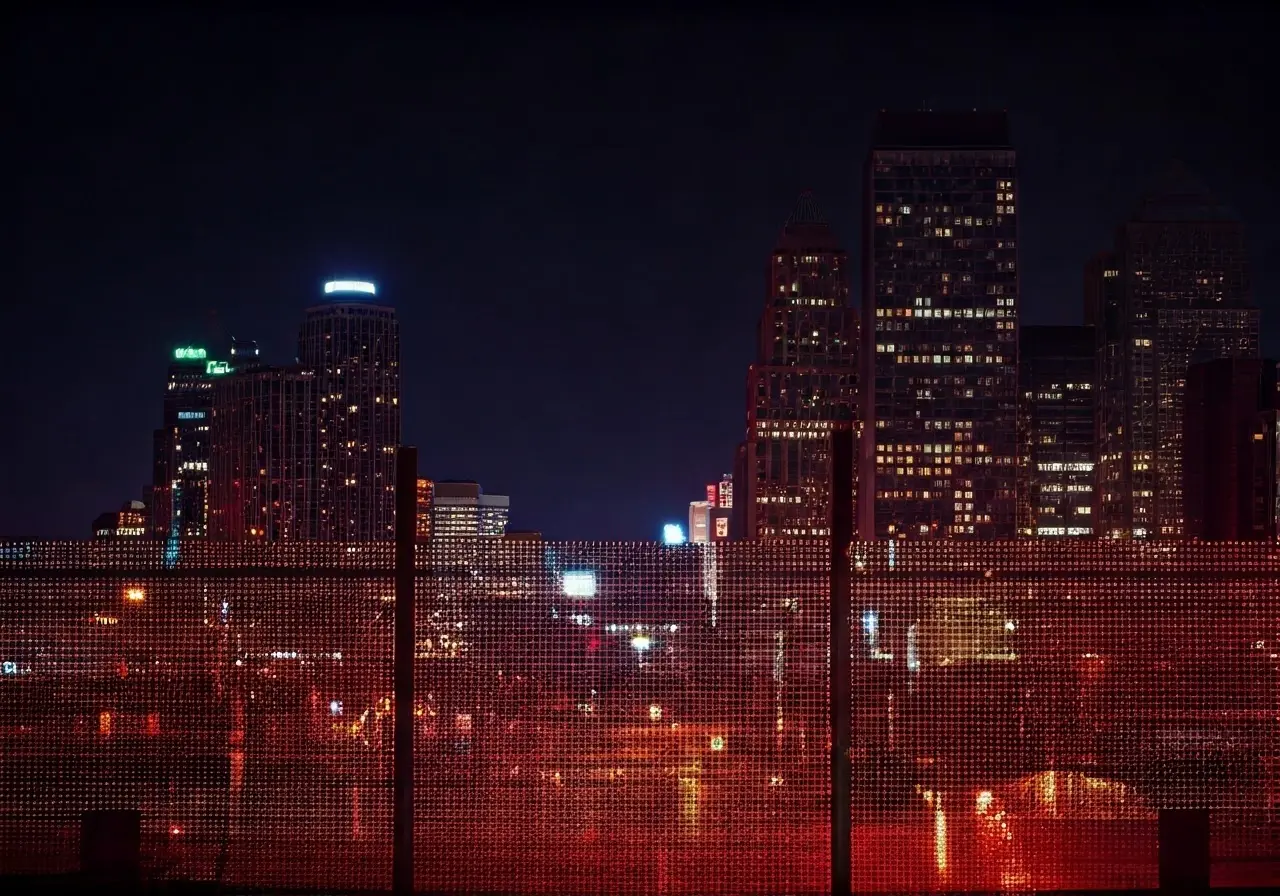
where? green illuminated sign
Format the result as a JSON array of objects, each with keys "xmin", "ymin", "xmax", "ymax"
[
  {"xmin": 206, "ymin": 361, "xmax": 230, "ymax": 375},
  {"xmin": 174, "ymin": 346, "xmax": 207, "ymax": 360}
]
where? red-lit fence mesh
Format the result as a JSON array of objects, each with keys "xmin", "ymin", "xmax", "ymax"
[{"xmin": 0, "ymin": 540, "xmax": 1277, "ymax": 892}]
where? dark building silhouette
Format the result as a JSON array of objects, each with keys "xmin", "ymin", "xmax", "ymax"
[
  {"xmin": 209, "ymin": 364, "xmax": 319, "ymax": 541},
  {"xmin": 1183, "ymin": 358, "xmax": 1279, "ymax": 541},
  {"xmin": 1090, "ymin": 164, "xmax": 1259, "ymax": 539},
  {"xmin": 860, "ymin": 111, "xmax": 1019, "ymax": 538},
  {"xmin": 299, "ymin": 280, "xmax": 401, "ymax": 541},
  {"xmin": 1017, "ymin": 326, "xmax": 1096, "ymax": 537},
  {"xmin": 738, "ymin": 192, "xmax": 857, "ymax": 539},
  {"xmin": 151, "ymin": 346, "xmax": 229, "ymax": 538}
]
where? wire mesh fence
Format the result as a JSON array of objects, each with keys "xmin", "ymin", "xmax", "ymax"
[{"xmin": 0, "ymin": 539, "xmax": 1277, "ymax": 892}]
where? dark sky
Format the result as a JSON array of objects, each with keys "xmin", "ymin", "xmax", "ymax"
[{"xmin": 9, "ymin": 11, "xmax": 1275, "ymax": 540}]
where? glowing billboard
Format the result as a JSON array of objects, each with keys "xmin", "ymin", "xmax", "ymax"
[
  {"xmin": 562, "ymin": 570, "xmax": 597, "ymax": 598},
  {"xmin": 174, "ymin": 346, "xmax": 207, "ymax": 360}
]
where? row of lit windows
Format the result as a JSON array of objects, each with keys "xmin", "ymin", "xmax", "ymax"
[{"xmin": 877, "ymin": 307, "xmax": 1012, "ymax": 319}]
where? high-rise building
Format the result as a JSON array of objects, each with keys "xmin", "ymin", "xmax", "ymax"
[
  {"xmin": 1183, "ymin": 358, "xmax": 1279, "ymax": 541},
  {"xmin": 209, "ymin": 364, "xmax": 319, "ymax": 541},
  {"xmin": 91, "ymin": 500, "xmax": 150, "ymax": 539},
  {"xmin": 739, "ymin": 192, "xmax": 858, "ymax": 539},
  {"xmin": 416, "ymin": 478, "xmax": 434, "ymax": 542},
  {"xmin": 688, "ymin": 500, "xmax": 712, "ymax": 543},
  {"xmin": 1017, "ymin": 326, "xmax": 1096, "ymax": 537},
  {"xmin": 299, "ymin": 279, "xmax": 401, "ymax": 541},
  {"xmin": 1090, "ymin": 164, "xmax": 1259, "ymax": 539},
  {"xmin": 860, "ymin": 111, "xmax": 1019, "ymax": 539},
  {"xmin": 432, "ymin": 481, "xmax": 509, "ymax": 537},
  {"xmin": 151, "ymin": 346, "xmax": 229, "ymax": 538}
]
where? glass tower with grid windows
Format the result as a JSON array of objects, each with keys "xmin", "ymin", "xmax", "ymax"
[
  {"xmin": 209, "ymin": 364, "xmax": 319, "ymax": 541},
  {"xmin": 1088, "ymin": 164, "xmax": 1259, "ymax": 540},
  {"xmin": 860, "ymin": 111, "xmax": 1019, "ymax": 539},
  {"xmin": 299, "ymin": 280, "xmax": 401, "ymax": 541},
  {"xmin": 1016, "ymin": 325, "xmax": 1096, "ymax": 537},
  {"xmin": 739, "ymin": 192, "xmax": 858, "ymax": 540}
]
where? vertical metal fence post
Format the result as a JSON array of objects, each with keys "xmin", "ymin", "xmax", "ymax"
[
  {"xmin": 830, "ymin": 424, "xmax": 855, "ymax": 896},
  {"xmin": 394, "ymin": 446, "xmax": 418, "ymax": 896},
  {"xmin": 1159, "ymin": 807, "xmax": 1210, "ymax": 894}
]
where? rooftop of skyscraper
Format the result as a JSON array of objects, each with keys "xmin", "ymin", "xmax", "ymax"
[{"xmin": 871, "ymin": 109, "xmax": 1012, "ymax": 149}]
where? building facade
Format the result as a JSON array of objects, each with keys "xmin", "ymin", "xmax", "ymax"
[
  {"xmin": 1183, "ymin": 358, "xmax": 1279, "ymax": 541},
  {"xmin": 152, "ymin": 346, "xmax": 229, "ymax": 538},
  {"xmin": 91, "ymin": 500, "xmax": 150, "ymax": 539},
  {"xmin": 739, "ymin": 192, "xmax": 858, "ymax": 539},
  {"xmin": 299, "ymin": 280, "xmax": 401, "ymax": 541},
  {"xmin": 432, "ymin": 481, "xmax": 509, "ymax": 538},
  {"xmin": 416, "ymin": 478, "xmax": 435, "ymax": 541},
  {"xmin": 209, "ymin": 364, "xmax": 319, "ymax": 541},
  {"xmin": 1090, "ymin": 165, "xmax": 1259, "ymax": 539},
  {"xmin": 1017, "ymin": 326, "xmax": 1096, "ymax": 537},
  {"xmin": 860, "ymin": 111, "xmax": 1019, "ymax": 539}
]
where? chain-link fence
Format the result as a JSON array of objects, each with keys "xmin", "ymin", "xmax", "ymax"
[{"xmin": 1, "ymin": 540, "xmax": 1277, "ymax": 891}]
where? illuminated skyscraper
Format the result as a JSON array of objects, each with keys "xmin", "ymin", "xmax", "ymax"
[
  {"xmin": 860, "ymin": 111, "xmax": 1019, "ymax": 539},
  {"xmin": 151, "ymin": 346, "xmax": 230, "ymax": 538},
  {"xmin": 431, "ymin": 481, "xmax": 509, "ymax": 537},
  {"xmin": 1017, "ymin": 326, "xmax": 1096, "ymax": 537},
  {"xmin": 209, "ymin": 364, "xmax": 319, "ymax": 541},
  {"xmin": 1090, "ymin": 165, "xmax": 1259, "ymax": 539},
  {"xmin": 299, "ymin": 279, "xmax": 401, "ymax": 541},
  {"xmin": 740, "ymin": 192, "xmax": 858, "ymax": 539}
]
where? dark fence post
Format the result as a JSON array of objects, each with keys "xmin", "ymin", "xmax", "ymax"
[
  {"xmin": 830, "ymin": 423, "xmax": 855, "ymax": 896},
  {"xmin": 1159, "ymin": 807, "xmax": 1210, "ymax": 894},
  {"xmin": 80, "ymin": 809, "xmax": 140, "ymax": 885},
  {"xmin": 394, "ymin": 446, "xmax": 418, "ymax": 896}
]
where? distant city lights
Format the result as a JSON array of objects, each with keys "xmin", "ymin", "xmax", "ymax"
[
  {"xmin": 329, "ymin": 700, "xmax": 343, "ymax": 716},
  {"xmin": 630, "ymin": 634, "xmax": 652, "ymax": 652},
  {"xmin": 710, "ymin": 735, "xmax": 726, "ymax": 752},
  {"xmin": 662, "ymin": 523, "xmax": 686, "ymax": 545},
  {"xmin": 562, "ymin": 570, "xmax": 597, "ymax": 598},
  {"xmin": 124, "ymin": 587, "xmax": 146, "ymax": 603},
  {"xmin": 324, "ymin": 280, "xmax": 377, "ymax": 296}
]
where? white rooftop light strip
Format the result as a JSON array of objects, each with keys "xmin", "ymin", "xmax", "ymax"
[{"xmin": 324, "ymin": 280, "xmax": 377, "ymax": 295}]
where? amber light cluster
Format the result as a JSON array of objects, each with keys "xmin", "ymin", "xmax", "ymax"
[{"xmin": 0, "ymin": 539, "xmax": 1276, "ymax": 892}]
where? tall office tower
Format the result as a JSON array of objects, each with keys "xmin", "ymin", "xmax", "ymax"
[
  {"xmin": 861, "ymin": 111, "xmax": 1019, "ymax": 539},
  {"xmin": 299, "ymin": 279, "xmax": 401, "ymax": 541},
  {"xmin": 151, "ymin": 346, "xmax": 229, "ymax": 539},
  {"xmin": 1017, "ymin": 326, "xmax": 1097, "ymax": 537},
  {"xmin": 209, "ymin": 365, "xmax": 319, "ymax": 541},
  {"xmin": 416, "ymin": 478, "xmax": 434, "ymax": 541},
  {"xmin": 431, "ymin": 481, "xmax": 509, "ymax": 537},
  {"xmin": 1089, "ymin": 165, "xmax": 1259, "ymax": 539},
  {"xmin": 739, "ymin": 192, "xmax": 858, "ymax": 539},
  {"xmin": 1183, "ymin": 358, "xmax": 1279, "ymax": 541}
]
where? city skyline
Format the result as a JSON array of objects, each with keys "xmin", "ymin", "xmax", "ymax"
[{"xmin": 11, "ymin": 12, "xmax": 1277, "ymax": 540}]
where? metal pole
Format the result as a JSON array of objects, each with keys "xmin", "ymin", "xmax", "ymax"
[
  {"xmin": 393, "ymin": 446, "xmax": 418, "ymax": 896},
  {"xmin": 829, "ymin": 424, "xmax": 855, "ymax": 896}
]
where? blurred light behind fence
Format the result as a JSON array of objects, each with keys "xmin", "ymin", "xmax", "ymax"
[{"xmin": 0, "ymin": 540, "xmax": 1276, "ymax": 892}]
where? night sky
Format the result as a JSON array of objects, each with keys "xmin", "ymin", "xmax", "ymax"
[{"xmin": 10, "ymin": 11, "xmax": 1274, "ymax": 540}]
